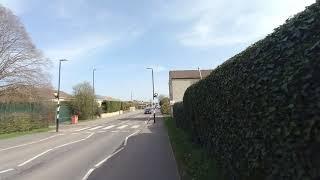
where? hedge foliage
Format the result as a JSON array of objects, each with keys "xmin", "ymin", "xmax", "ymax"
[
  {"xmin": 160, "ymin": 97, "xmax": 170, "ymax": 114},
  {"xmin": 0, "ymin": 103, "xmax": 50, "ymax": 134},
  {"xmin": 101, "ymin": 100, "xmax": 122, "ymax": 113},
  {"xmin": 174, "ymin": 2, "xmax": 320, "ymax": 180}
]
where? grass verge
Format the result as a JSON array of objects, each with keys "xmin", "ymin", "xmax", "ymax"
[
  {"xmin": 0, "ymin": 128, "xmax": 51, "ymax": 140},
  {"xmin": 164, "ymin": 117, "xmax": 224, "ymax": 180}
]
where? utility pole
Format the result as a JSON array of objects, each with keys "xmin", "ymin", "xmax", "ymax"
[
  {"xmin": 147, "ymin": 67, "xmax": 156, "ymax": 123},
  {"xmin": 92, "ymin": 67, "xmax": 96, "ymax": 119},
  {"xmin": 56, "ymin": 59, "xmax": 68, "ymax": 132}
]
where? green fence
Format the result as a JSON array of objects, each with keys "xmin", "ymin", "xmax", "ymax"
[
  {"xmin": 0, "ymin": 102, "xmax": 53, "ymax": 134},
  {"xmin": 59, "ymin": 102, "xmax": 72, "ymax": 123}
]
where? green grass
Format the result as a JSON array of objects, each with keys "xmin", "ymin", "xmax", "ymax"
[
  {"xmin": 165, "ymin": 117, "xmax": 224, "ymax": 180},
  {"xmin": 0, "ymin": 128, "xmax": 52, "ymax": 140}
]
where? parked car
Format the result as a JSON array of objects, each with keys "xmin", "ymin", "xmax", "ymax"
[{"xmin": 144, "ymin": 108, "xmax": 152, "ymax": 114}]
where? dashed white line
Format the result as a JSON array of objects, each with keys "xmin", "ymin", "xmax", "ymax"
[
  {"xmin": 0, "ymin": 134, "xmax": 64, "ymax": 152},
  {"xmin": 117, "ymin": 125, "xmax": 128, "ymax": 129},
  {"xmin": 18, "ymin": 149, "xmax": 53, "ymax": 167},
  {"xmin": 88, "ymin": 126, "xmax": 103, "ymax": 131},
  {"xmin": 102, "ymin": 125, "xmax": 115, "ymax": 130},
  {"xmin": 131, "ymin": 125, "xmax": 140, "ymax": 129},
  {"xmin": 82, "ymin": 168, "xmax": 95, "ymax": 180},
  {"xmin": 0, "ymin": 168, "xmax": 14, "ymax": 174}
]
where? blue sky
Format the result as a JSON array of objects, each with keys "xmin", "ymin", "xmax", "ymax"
[{"xmin": 0, "ymin": 0, "xmax": 315, "ymax": 101}]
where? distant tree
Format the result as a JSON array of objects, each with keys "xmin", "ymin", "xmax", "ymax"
[
  {"xmin": 70, "ymin": 82, "xmax": 99, "ymax": 120},
  {"xmin": 0, "ymin": 5, "xmax": 51, "ymax": 98}
]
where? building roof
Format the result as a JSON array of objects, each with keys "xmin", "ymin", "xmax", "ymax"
[{"xmin": 169, "ymin": 70, "xmax": 212, "ymax": 79}]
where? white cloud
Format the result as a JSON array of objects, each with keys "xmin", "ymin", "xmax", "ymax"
[
  {"xmin": 44, "ymin": 34, "xmax": 112, "ymax": 60},
  {"xmin": 163, "ymin": 0, "xmax": 316, "ymax": 47}
]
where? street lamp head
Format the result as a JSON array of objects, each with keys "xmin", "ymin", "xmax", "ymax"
[
  {"xmin": 60, "ymin": 59, "xmax": 68, "ymax": 62},
  {"xmin": 146, "ymin": 67, "xmax": 153, "ymax": 70}
]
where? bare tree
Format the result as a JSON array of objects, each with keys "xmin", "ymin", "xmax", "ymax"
[{"xmin": 0, "ymin": 5, "xmax": 51, "ymax": 98}]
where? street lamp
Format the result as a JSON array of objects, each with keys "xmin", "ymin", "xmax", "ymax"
[
  {"xmin": 146, "ymin": 67, "xmax": 156, "ymax": 123},
  {"xmin": 56, "ymin": 59, "xmax": 68, "ymax": 132},
  {"xmin": 92, "ymin": 67, "xmax": 96, "ymax": 119}
]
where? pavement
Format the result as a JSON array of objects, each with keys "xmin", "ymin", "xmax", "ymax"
[{"xmin": 0, "ymin": 110, "xmax": 180, "ymax": 180}]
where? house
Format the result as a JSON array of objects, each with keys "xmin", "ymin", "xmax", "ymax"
[
  {"xmin": 52, "ymin": 91, "xmax": 72, "ymax": 102},
  {"xmin": 95, "ymin": 95, "xmax": 120, "ymax": 107},
  {"xmin": 169, "ymin": 69, "xmax": 212, "ymax": 104}
]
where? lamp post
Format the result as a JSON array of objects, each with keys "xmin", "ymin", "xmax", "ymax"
[
  {"xmin": 146, "ymin": 67, "xmax": 156, "ymax": 123},
  {"xmin": 56, "ymin": 59, "xmax": 68, "ymax": 132},
  {"xmin": 92, "ymin": 67, "xmax": 96, "ymax": 119}
]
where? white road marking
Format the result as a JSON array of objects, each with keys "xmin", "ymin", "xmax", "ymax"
[
  {"xmin": 0, "ymin": 134, "xmax": 64, "ymax": 152},
  {"xmin": 17, "ymin": 133, "xmax": 95, "ymax": 167},
  {"xmin": 111, "ymin": 131, "xmax": 119, "ymax": 133},
  {"xmin": 102, "ymin": 125, "xmax": 115, "ymax": 130},
  {"xmin": 88, "ymin": 126, "xmax": 103, "ymax": 131},
  {"xmin": 53, "ymin": 133, "xmax": 94, "ymax": 149},
  {"xmin": 124, "ymin": 131, "xmax": 140, "ymax": 146},
  {"xmin": 97, "ymin": 131, "xmax": 106, "ymax": 133},
  {"xmin": 94, "ymin": 147, "xmax": 124, "ymax": 168},
  {"xmin": 82, "ymin": 128, "xmax": 141, "ymax": 179},
  {"xmin": 131, "ymin": 125, "xmax": 140, "ymax": 129},
  {"xmin": 71, "ymin": 132, "xmax": 80, "ymax": 135},
  {"xmin": 82, "ymin": 168, "xmax": 95, "ymax": 180},
  {"xmin": 74, "ymin": 127, "xmax": 91, "ymax": 132},
  {"xmin": 0, "ymin": 168, "xmax": 14, "ymax": 174},
  {"xmin": 18, "ymin": 149, "xmax": 53, "ymax": 167},
  {"xmin": 117, "ymin": 125, "xmax": 128, "ymax": 129}
]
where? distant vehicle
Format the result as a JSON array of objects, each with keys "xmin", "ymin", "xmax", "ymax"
[{"xmin": 144, "ymin": 108, "xmax": 152, "ymax": 114}]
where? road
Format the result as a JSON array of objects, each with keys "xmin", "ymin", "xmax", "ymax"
[{"xmin": 0, "ymin": 110, "xmax": 151, "ymax": 180}]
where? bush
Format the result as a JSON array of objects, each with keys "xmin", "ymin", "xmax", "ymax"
[
  {"xmin": 101, "ymin": 100, "xmax": 122, "ymax": 113},
  {"xmin": 160, "ymin": 97, "xmax": 170, "ymax": 114},
  {"xmin": 0, "ymin": 113, "xmax": 48, "ymax": 134},
  {"xmin": 177, "ymin": 3, "xmax": 320, "ymax": 180}
]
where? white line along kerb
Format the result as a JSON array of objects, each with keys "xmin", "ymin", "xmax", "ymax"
[
  {"xmin": 82, "ymin": 130, "xmax": 140, "ymax": 180},
  {"xmin": 94, "ymin": 147, "xmax": 124, "ymax": 168},
  {"xmin": 124, "ymin": 130, "xmax": 140, "ymax": 146},
  {"xmin": 81, "ymin": 168, "xmax": 95, "ymax": 180}
]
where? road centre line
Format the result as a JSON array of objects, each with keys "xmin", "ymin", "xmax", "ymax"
[
  {"xmin": 0, "ymin": 168, "xmax": 14, "ymax": 174},
  {"xmin": 17, "ymin": 133, "xmax": 94, "ymax": 167},
  {"xmin": 18, "ymin": 149, "xmax": 53, "ymax": 167},
  {"xmin": 0, "ymin": 134, "xmax": 64, "ymax": 152}
]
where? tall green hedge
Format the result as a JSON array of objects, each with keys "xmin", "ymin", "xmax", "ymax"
[{"xmin": 175, "ymin": 2, "xmax": 320, "ymax": 179}]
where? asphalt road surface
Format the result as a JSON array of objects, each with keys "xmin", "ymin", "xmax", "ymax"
[{"xmin": 0, "ymin": 111, "xmax": 153, "ymax": 180}]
